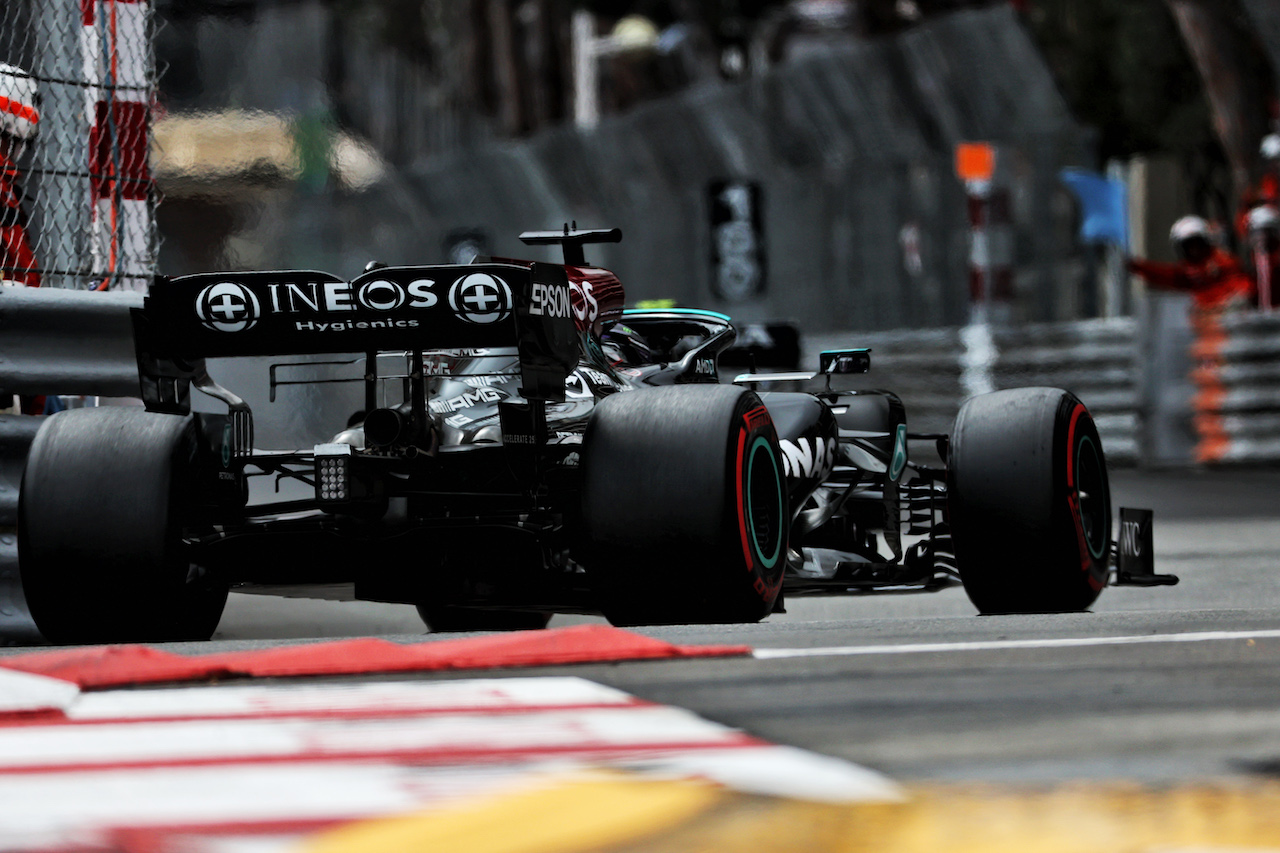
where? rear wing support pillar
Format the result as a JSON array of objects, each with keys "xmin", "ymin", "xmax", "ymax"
[{"xmin": 501, "ymin": 262, "xmax": 578, "ymax": 452}]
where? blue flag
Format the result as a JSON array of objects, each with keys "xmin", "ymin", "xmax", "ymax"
[{"xmin": 1059, "ymin": 168, "xmax": 1129, "ymax": 252}]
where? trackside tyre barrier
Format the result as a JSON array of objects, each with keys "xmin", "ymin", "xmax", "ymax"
[
  {"xmin": 1190, "ymin": 309, "xmax": 1230, "ymax": 464},
  {"xmin": 1190, "ymin": 310, "xmax": 1280, "ymax": 464}
]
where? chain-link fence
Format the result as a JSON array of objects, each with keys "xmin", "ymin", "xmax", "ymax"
[{"xmin": 1, "ymin": 0, "xmax": 157, "ymax": 291}]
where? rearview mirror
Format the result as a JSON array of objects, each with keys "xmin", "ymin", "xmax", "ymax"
[{"xmin": 819, "ymin": 349, "xmax": 871, "ymax": 375}]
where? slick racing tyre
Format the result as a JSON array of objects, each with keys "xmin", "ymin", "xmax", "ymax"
[
  {"xmin": 581, "ymin": 384, "xmax": 788, "ymax": 625},
  {"xmin": 415, "ymin": 604, "xmax": 551, "ymax": 633},
  {"xmin": 948, "ymin": 387, "xmax": 1111, "ymax": 614},
  {"xmin": 19, "ymin": 408, "xmax": 228, "ymax": 644}
]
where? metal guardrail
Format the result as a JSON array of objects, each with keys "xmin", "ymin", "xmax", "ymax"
[
  {"xmin": 810, "ymin": 312, "xmax": 1280, "ymax": 468},
  {"xmin": 0, "ymin": 286, "xmax": 144, "ymax": 397},
  {"xmin": 996, "ymin": 320, "xmax": 1140, "ymax": 463},
  {"xmin": 807, "ymin": 318, "xmax": 1141, "ymax": 464}
]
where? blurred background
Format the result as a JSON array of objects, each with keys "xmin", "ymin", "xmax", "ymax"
[{"xmin": 7, "ymin": 0, "xmax": 1276, "ymax": 325}]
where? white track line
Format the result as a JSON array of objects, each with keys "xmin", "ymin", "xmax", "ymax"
[{"xmin": 753, "ymin": 628, "xmax": 1280, "ymax": 660}]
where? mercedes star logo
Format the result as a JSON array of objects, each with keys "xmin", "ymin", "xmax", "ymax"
[
  {"xmin": 449, "ymin": 273, "xmax": 513, "ymax": 325},
  {"xmin": 196, "ymin": 281, "xmax": 261, "ymax": 333}
]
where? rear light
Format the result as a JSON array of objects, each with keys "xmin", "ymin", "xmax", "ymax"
[{"xmin": 314, "ymin": 444, "xmax": 352, "ymax": 502}]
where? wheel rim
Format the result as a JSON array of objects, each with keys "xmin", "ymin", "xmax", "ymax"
[
  {"xmin": 1074, "ymin": 434, "xmax": 1109, "ymax": 560},
  {"xmin": 746, "ymin": 436, "xmax": 783, "ymax": 570}
]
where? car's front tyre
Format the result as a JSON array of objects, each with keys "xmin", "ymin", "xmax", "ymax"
[{"xmin": 948, "ymin": 387, "xmax": 1111, "ymax": 614}]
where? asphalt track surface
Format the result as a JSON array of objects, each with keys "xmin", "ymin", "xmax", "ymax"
[{"xmin": 137, "ymin": 466, "xmax": 1280, "ymax": 788}]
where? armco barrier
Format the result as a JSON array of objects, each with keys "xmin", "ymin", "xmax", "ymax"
[
  {"xmin": 1191, "ymin": 311, "xmax": 1280, "ymax": 464},
  {"xmin": 0, "ymin": 286, "xmax": 143, "ymax": 397},
  {"xmin": 995, "ymin": 319, "xmax": 1140, "ymax": 463},
  {"xmin": 806, "ymin": 318, "xmax": 1141, "ymax": 464}
]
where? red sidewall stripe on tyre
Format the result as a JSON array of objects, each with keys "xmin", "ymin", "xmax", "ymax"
[
  {"xmin": 736, "ymin": 405, "xmax": 783, "ymax": 590},
  {"xmin": 1064, "ymin": 402, "xmax": 1103, "ymax": 588},
  {"xmin": 736, "ymin": 425, "xmax": 754, "ymax": 572},
  {"xmin": 1065, "ymin": 403, "xmax": 1084, "ymax": 491}
]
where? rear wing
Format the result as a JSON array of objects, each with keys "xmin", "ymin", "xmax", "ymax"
[{"xmin": 133, "ymin": 262, "xmax": 577, "ymax": 415}]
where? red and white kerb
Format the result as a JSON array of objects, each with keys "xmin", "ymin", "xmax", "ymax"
[{"xmin": 81, "ymin": 0, "xmax": 152, "ymax": 292}]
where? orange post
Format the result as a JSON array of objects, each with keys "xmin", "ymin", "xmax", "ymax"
[{"xmin": 955, "ymin": 142, "xmax": 996, "ymax": 184}]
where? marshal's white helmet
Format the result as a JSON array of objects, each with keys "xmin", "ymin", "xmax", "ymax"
[
  {"xmin": 1262, "ymin": 134, "xmax": 1280, "ymax": 161},
  {"xmin": 1170, "ymin": 215, "xmax": 1211, "ymax": 244},
  {"xmin": 0, "ymin": 64, "xmax": 39, "ymax": 141},
  {"xmin": 1248, "ymin": 204, "xmax": 1280, "ymax": 233}
]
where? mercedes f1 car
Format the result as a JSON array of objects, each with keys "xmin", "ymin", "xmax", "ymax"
[{"xmin": 18, "ymin": 228, "xmax": 1176, "ymax": 643}]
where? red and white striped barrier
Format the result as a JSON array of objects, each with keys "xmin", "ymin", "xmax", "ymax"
[
  {"xmin": 81, "ymin": 0, "xmax": 153, "ymax": 292},
  {"xmin": 966, "ymin": 187, "xmax": 1014, "ymax": 312}
]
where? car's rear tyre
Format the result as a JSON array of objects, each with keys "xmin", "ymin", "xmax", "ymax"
[
  {"xmin": 415, "ymin": 604, "xmax": 551, "ymax": 632},
  {"xmin": 581, "ymin": 384, "xmax": 788, "ymax": 626},
  {"xmin": 19, "ymin": 408, "xmax": 228, "ymax": 644},
  {"xmin": 948, "ymin": 387, "xmax": 1111, "ymax": 614}
]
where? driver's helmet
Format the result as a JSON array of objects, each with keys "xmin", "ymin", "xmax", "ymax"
[
  {"xmin": 0, "ymin": 64, "xmax": 39, "ymax": 142},
  {"xmin": 600, "ymin": 322, "xmax": 653, "ymax": 365},
  {"xmin": 1170, "ymin": 215, "xmax": 1213, "ymax": 261}
]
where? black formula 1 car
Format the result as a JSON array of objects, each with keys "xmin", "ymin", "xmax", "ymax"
[{"xmin": 18, "ymin": 228, "xmax": 1176, "ymax": 643}]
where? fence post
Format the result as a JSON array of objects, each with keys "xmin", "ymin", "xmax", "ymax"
[
  {"xmin": 34, "ymin": 0, "xmax": 91, "ymax": 289},
  {"xmin": 1138, "ymin": 293, "xmax": 1197, "ymax": 466},
  {"xmin": 84, "ymin": 0, "xmax": 157, "ymax": 292}
]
